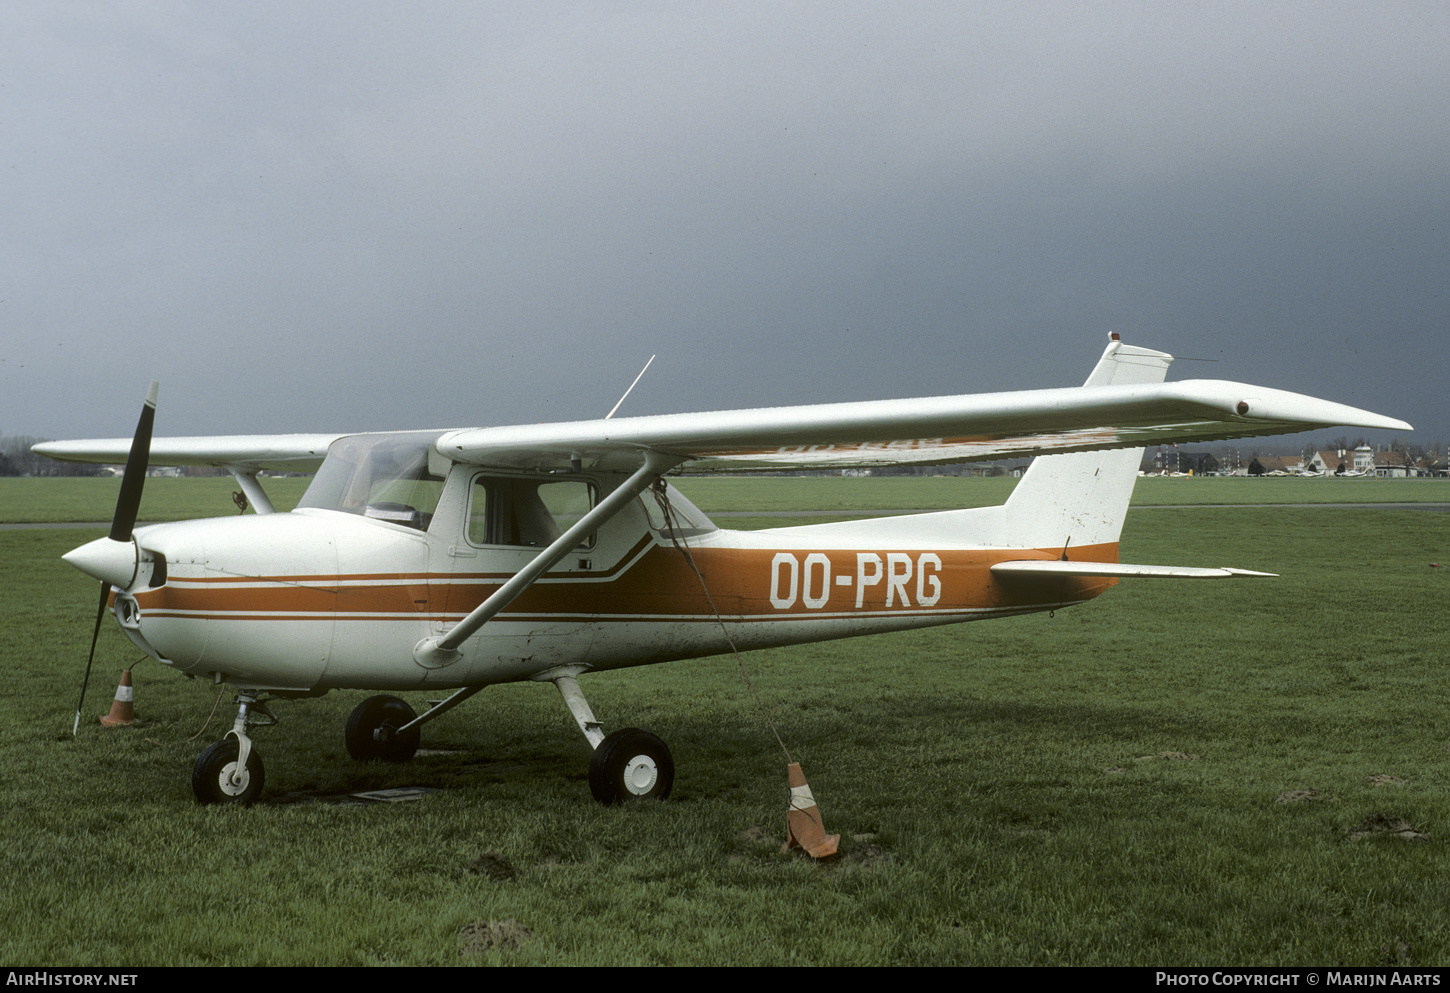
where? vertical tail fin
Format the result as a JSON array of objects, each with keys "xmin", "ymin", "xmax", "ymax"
[{"xmin": 999, "ymin": 338, "xmax": 1173, "ymax": 553}]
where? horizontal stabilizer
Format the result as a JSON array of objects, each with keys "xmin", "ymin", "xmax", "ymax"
[{"xmin": 991, "ymin": 560, "xmax": 1277, "ymax": 580}]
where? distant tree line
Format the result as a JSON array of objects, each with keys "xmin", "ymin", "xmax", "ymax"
[{"xmin": 0, "ymin": 434, "xmax": 104, "ymax": 477}]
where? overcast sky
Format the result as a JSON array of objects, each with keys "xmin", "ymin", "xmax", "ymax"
[{"xmin": 3, "ymin": 2, "xmax": 1446, "ymax": 451}]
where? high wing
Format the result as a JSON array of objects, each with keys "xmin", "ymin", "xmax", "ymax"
[
  {"xmin": 436, "ymin": 380, "xmax": 1410, "ymax": 476},
  {"xmin": 34, "ymin": 342, "xmax": 1411, "ymax": 475},
  {"xmin": 33, "ymin": 434, "xmax": 346, "ymax": 473}
]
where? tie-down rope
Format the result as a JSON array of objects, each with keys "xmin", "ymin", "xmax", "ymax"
[{"xmin": 651, "ymin": 480, "xmax": 793, "ymax": 765}]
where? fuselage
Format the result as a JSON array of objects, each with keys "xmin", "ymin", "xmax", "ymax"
[
  {"xmin": 47, "ymin": 338, "xmax": 1417, "ymax": 703},
  {"xmin": 105, "ymin": 467, "xmax": 1114, "ymax": 694}
]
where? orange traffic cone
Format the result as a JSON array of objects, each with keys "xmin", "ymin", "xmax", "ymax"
[
  {"xmin": 99, "ymin": 670, "xmax": 136, "ymax": 727},
  {"xmin": 782, "ymin": 762, "xmax": 839, "ymax": 859}
]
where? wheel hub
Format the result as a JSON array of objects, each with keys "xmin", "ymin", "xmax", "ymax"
[
  {"xmin": 623, "ymin": 754, "xmax": 658, "ymax": 795},
  {"xmin": 220, "ymin": 761, "xmax": 250, "ymax": 796}
]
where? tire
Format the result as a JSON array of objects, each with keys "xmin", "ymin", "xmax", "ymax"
[
  {"xmin": 192, "ymin": 738, "xmax": 265, "ymax": 805},
  {"xmin": 588, "ymin": 728, "xmax": 673, "ymax": 804},
  {"xmin": 345, "ymin": 694, "xmax": 420, "ymax": 762}
]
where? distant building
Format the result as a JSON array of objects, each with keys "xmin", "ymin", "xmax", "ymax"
[
  {"xmin": 1372, "ymin": 451, "xmax": 1422, "ymax": 478},
  {"xmin": 1247, "ymin": 455, "xmax": 1303, "ymax": 476},
  {"xmin": 1307, "ymin": 450, "xmax": 1350, "ymax": 474}
]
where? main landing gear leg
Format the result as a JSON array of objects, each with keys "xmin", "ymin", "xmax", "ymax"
[
  {"xmin": 192, "ymin": 690, "xmax": 275, "ymax": 805},
  {"xmin": 544, "ymin": 669, "xmax": 674, "ymax": 805}
]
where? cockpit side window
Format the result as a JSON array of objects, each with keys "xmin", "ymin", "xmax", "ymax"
[{"xmin": 468, "ymin": 476, "xmax": 596, "ymax": 548}]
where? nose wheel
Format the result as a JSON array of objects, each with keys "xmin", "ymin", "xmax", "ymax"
[
  {"xmin": 192, "ymin": 738, "xmax": 264, "ymax": 805},
  {"xmin": 191, "ymin": 690, "xmax": 274, "ymax": 805}
]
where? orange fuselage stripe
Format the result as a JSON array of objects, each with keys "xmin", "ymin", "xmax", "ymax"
[{"xmin": 132, "ymin": 542, "xmax": 1119, "ymax": 622}]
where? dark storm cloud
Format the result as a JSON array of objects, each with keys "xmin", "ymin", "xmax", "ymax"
[{"xmin": 2, "ymin": 2, "xmax": 1445, "ymax": 447}]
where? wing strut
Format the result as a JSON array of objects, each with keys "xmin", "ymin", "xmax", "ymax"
[
  {"xmin": 226, "ymin": 467, "xmax": 276, "ymax": 515},
  {"xmin": 412, "ymin": 452, "xmax": 680, "ymax": 668}
]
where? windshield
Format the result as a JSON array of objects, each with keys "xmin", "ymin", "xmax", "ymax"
[{"xmin": 297, "ymin": 432, "xmax": 447, "ymax": 531}]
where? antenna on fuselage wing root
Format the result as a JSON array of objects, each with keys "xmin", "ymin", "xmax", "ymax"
[{"xmin": 605, "ymin": 354, "xmax": 655, "ymax": 420}]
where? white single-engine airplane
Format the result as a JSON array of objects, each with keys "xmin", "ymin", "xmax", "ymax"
[{"xmin": 36, "ymin": 337, "xmax": 1411, "ymax": 806}]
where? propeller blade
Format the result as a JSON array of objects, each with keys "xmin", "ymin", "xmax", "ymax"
[
  {"xmin": 73, "ymin": 582, "xmax": 111, "ymax": 735},
  {"xmin": 110, "ymin": 381, "xmax": 157, "ymax": 542},
  {"xmin": 75, "ymin": 382, "xmax": 155, "ymax": 734}
]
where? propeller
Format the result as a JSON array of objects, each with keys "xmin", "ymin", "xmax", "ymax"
[{"xmin": 72, "ymin": 382, "xmax": 157, "ymax": 735}]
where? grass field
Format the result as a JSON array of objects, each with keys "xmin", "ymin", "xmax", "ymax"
[
  {"xmin": 1, "ymin": 472, "xmax": 1447, "ymax": 524},
  {"xmin": 2, "ymin": 476, "xmax": 1448, "ymax": 965}
]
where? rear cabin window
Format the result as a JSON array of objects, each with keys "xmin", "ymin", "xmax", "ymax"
[
  {"xmin": 468, "ymin": 477, "xmax": 596, "ymax": 548},
  {"xmin": 638, "ymin": 482, "xmax": 718, "ymax": 539}
]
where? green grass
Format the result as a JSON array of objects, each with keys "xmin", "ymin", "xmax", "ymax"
[
  {"xmin": 0, "ymin": 475, "xmax": 313, "ymax": 524},
  {"xmin": 3, "ymin": 473, "xmax": 1444, "ymax": 524},
  {"xmin": 673, "ymin": 473, "xmax": 1450, "ymax": 511},
  {"xmin": 1121, "ymin": 474, "xmax": 1450, "ymax": 506},
  {"xmin": 3, "ymin": 480, "xmax": 1449, "ymax": 965}
]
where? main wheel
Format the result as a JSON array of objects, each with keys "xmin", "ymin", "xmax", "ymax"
[
  {"xmin": 192, "ymin": 738, "xmax": 265, "ymax": 805},
  {"xmin": 345, "ymin": 694, "xmax": 420, "ymax": 762},
  {"xmin": 588, "ymin": 728, "xmax": 674, "ymax": 804}
]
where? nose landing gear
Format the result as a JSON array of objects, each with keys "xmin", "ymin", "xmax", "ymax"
[
  {"xmin": 192, "ymin": 738, "xmax": 264, "ymax": 805},
  {"xmin": 192, "ymin": 691, "xmax": 275, "ymax": 805}
]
